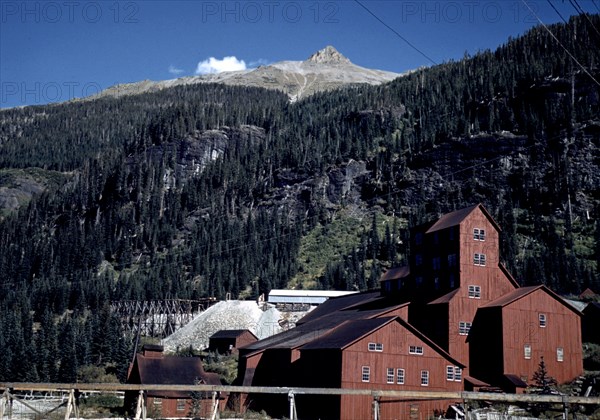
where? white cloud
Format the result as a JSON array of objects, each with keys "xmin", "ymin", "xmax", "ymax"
[
  {"xmin": 195, "ymin": 56, "xmax": 247, "ymax": 75},
  {"xmin": 168, "ymin": 65, "xmax": 184, "ymax": 75}
]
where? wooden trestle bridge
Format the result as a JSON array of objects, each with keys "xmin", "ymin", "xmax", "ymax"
[
  {"xmin": 110, "ymin": 298, "xmax": 216, "ymax": 338},
  {"xmin": 1, "ymin": 382, "xmax": 599, "ymax": 420}
]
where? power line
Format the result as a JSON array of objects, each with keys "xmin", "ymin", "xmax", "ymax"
[
  {"xmin": 569, "ymin": 0, "xmax": 600, "ymax": 38},
  {"xmin": 353, "ymin": 0, "xmax": 438, "ymax": 66},
  {"xmin": 521, "ymin": 0, "xmax": 600, "ymax": 88},
  {"xmin": 546, "ymin": 0, "xmax": 568, "ymax": 24}
]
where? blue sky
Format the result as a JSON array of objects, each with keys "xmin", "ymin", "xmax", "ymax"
[{"xmin": 1, "ymin": 0, "xmax": 596, "ymax": 108}]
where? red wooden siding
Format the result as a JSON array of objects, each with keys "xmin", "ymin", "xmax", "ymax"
[
  {"xmin": 501, "ymin": 289, "xmax": 582, "ymax": 385},
  {"xmin": 339, "ymin": 321, "xmax": 463, "ymax": 420}
]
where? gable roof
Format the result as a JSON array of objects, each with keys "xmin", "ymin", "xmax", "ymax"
[
  {"xmin": 426, "ymin": 204, "xmax": 501, "ymax": 234},
  {"xmin": 130, "ymin": 353, "xmax": 221, "ymax": 397},
  {"xmin": 210, "ymin": 329, "xmax": 258, "ymax": 340},
  {"xmin": 300, "ymin": 316, "xmax": 465, "ymax": 367},
  {"xmin": 481, "ymin": 285, "xmax": 582, "ymax": 316},
  {"xmin": 379, "ymin": 266, "xmax": 410, "ymax": 282},
  {"xmin": 295, "ymin": 290, "xmax": 381, "ymax": 325},
  {"xmin": 580, "ymin": 288, "xmax": 597, "ymax": 299},
  {"xmin": 427, "ymin": 288, "xmax": 460, "ymax": 305},
  {"xmin": 241, "ymin": 295, "xmax": 409, "ymax": 353},
  {"xmin": 300, "ymin": 317, "xmax": 395, "ymax": 350}
]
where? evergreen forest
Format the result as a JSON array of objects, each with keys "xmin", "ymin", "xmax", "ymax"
[{"xmin": 0, "ymin": 16, "xmax": 599, "ymax": 382}]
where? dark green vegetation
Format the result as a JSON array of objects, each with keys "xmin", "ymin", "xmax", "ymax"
[{"xmin": 0, "ymin": 16, "xmax": 599, "ymax": 382}]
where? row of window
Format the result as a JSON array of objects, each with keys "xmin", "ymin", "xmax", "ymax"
[
  {"xmin": 368, "ymin": 343, "xmax": 425, "ymax": 355},
  {"xmin": 362, "ymin": 367, "xmax": 430, "ymax": 386},
  {"xmin": 363, "ymin": 366, "xmax": 462, "ymax": 386},
  {"xmin": 458, "ymin": 315, "xmax": 546, "ymax": 336},
  {"xmin": 414, "ymin": 228, "xmax": 485, "ymax": 245},
  {"xmin": 415, "ymin": 253, "xmax": 486, "ymax": 268},
  {"xmin": 368, "ymin": 342, "xmax": 383, "ymax": 352},
  {"xmin": 524, "ymin": 345, "xmax": 564, "ymax": 362},
  {"xmin": 446, "ymin": 366, "xmax": 462, "ymax": 382},
  {"xmin": 153, "ymin": 398, "xmax": 186, "ymax": 411}
]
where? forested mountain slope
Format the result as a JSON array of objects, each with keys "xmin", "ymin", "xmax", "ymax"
[{"xmin": 0, "ymin": 15, "xmax": 599, "ymax": 382}]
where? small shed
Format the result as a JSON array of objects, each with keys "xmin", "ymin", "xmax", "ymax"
[
  {"xmin": 126, "ymin": 344, "xmax": 224, "ymax": 418},
  {"xmin": 209, "ymin": 329, "xmax": 258, "ymax": 354}
]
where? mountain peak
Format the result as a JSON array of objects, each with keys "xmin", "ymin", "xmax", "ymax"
[{"xmin": 306, "ymin": 46, "xmax": 351, "ymax": 65}]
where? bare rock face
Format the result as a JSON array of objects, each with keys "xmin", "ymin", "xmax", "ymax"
[{"xmin": 306, "ymin": 46, "xmax": 351, "ymax": 65}]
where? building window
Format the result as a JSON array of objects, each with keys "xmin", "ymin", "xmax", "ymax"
[
  {"xmin": 557, "ymin": 347, "xmax": 564, "ymax": 362},
  {"xmin": 454, "ymin": 367, "xmax": 462, "ymax": 382},
  {"xmin": 449, "ymin": 226, "xmax": 455, "ymax": 240},
  {"xmin": 415, "ymin": 232, "xmax": 423, "ymax": 245},
  {"xmin": 368, "ymin": 342, "xmax": 383, "ymax": 352},
  {"xmin": 409, "ymin": 345, "xmax": 424, "ymax": 355},
  {"xmin": 434, "ymin": 277, "xmax": 440, "ymax": 290},
  {"xmin": 176, "ymin": 399, "xmax": 186, "ymax": 411},
  {"xmin": 468, "ymin": 285, "xmax": 481, "ymax": 299},
  {"xmin": 397, "ymin": 368, "xmax": 405, "ymax": 384},
  {"xmin": 415, "ymin": 254, "xmax": 423, "ymax": 266},
  {"xmin": 446, "ymin": 366, "xmax": 454, "ymax": 381},
  {"xmin": 447, "ymin": 253, "xmax": 457, "ymax": 267},
  {"xmin": 474, "ymin": 253, "xmax": 486, "ymax": 266},
  {"xmin": 416, "ymin": 276, "xmax": 423, "ymax": 287},
  {"xmin": 524, "ymin": 344, "xmax": 532, "ymax": 360},
  {"xmin": 433, "ymin": 257, "xmax": 441, "ymax": 270},
  {"xmin": 474, "ymin": 228, "xmax": 486, "ymax": 241},
  {"xmin": 447, "ymin": 366, "xmax": 462, "ymax": 381},
  {"xmin": 539, "ymin": 313, "xmax": 546, "ymax": 328},
  {"xmin": 421, "ymin": 370, "xmax": 429, "ymax": 386},
  {"xmin": 449, "ymin": 273, "xmax": 456, "ymax": 288},
  {"xmin": 153, "ymin": 398, "xmax": 162, "ymax": 408},
  {"xmin": 362, "ymin": 366, "xmax": 370, "ymax": 382},
  {"xmin": 387, "ymin": 368, "xmax": 395, "ymax": 384},
  {"xmin": 458, "ymin": 321, "xmax": 472, "ymax": 335}
]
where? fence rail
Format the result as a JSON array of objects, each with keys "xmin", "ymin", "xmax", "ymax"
[{"xmin": 1, "ymin": 382, "xmax": 599, "ymax": 419}]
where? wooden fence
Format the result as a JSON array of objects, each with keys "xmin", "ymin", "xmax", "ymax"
[{"xmin": 1, "ymin": 382, "xmax": 599, "ymax": 419}]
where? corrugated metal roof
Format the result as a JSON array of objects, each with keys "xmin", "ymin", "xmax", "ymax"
[
  {"xmin": 242, "ymin": 294, "xmax": 409, "ymax": 353},
  {"xmin": 564, "ymin": 299, "xmax": 587, "ymax": 312},
  {"xmin": 268, "ymin": 289, "xmax": 358, "ymax": 304},
  {"xmin": 299, "ymin": 317, "xmax": 395, "ymax": 350},
  {"xmin": 425, "ymin": 203, "xmax": 501, "ymax": 234},
  {"xmin": 481, "ymin": 285, "xmax": 582, "ymax": 316},
  {"xmin": 299, "ymin": 316, "xmax": 465, "ymax": 367},
  {"xmin": 269, "ymin": 289, "xmax": 359, "ymax": 298},
  {"xmin": 481, "ymin": 286, "xmax": 541, "ymax": 308},
  {"xmin": 295, "ymin": 291, "xmax": 381, "ymax": 325}
]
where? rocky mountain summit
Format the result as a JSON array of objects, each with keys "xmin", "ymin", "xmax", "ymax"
[
  {"xmin": 306, "ymin": 45, "xmax": 351, "ymax": 64},
  {"xmin": 91, "ymin": 46, "xmax": 402, "ymax": 102}
]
